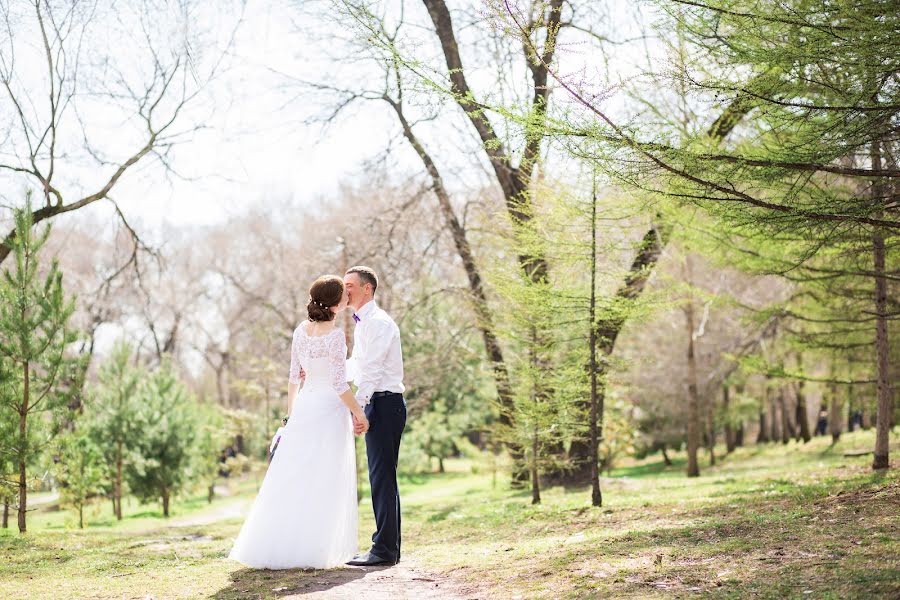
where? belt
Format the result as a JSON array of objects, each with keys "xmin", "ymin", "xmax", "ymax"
[{"xmin": 372, "ymin": 390, "xmax": 399, "ymax": 398}]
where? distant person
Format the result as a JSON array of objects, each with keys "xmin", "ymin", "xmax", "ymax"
[{"xmin": 815, "ymin": 408, "xmax": 828, "ymax": 436}]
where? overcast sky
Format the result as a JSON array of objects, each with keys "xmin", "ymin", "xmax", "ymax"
[{"xmin": 2, "ymin": 0, "xmax": 654, "ymax": 237}]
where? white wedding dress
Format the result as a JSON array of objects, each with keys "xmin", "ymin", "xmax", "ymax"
[{"xmin": 228, "ymin": 323, "xmax": 358, "ymax": 569}]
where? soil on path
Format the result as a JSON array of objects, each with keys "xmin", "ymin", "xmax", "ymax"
[{"xmin": 231, "ymin": 559, "xmax": 484, "ymax": 600}]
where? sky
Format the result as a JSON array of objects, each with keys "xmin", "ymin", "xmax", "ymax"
[{"xmin": 0, "ymin": 0, "xmax": 653, "ymax": 237}]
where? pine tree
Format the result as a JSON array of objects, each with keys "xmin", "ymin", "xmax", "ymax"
[
  {"xmin": 87, "ymin": 341, "xmax": 143, "ymax": 520},
  {"xmin": 0, "ymin": 196, "xmax": 81, "ymax": 533},
  {"xmin": 52, "ymin": 429, "xmax": 104, "ymax": 529},
  {"xmin": 125, "ymin": 362, "xmax": 197, "ymax": 517}
]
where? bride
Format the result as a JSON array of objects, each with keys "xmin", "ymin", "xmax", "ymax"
[{"xmin": 228, "ymin": 275, "xmax": 368, "ymax": 569}]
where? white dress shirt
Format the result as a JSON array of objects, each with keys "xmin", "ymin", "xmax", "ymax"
[{"xmin": 348, "ymin": 300, "xmax": 405, "ymax": 406}]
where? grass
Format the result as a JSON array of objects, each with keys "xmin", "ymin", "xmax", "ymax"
[{"xmin": 0, "ymin": 429, "xmax": 897, "ymax": 599}]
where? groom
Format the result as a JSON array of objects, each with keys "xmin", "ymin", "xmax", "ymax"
[{"xmin": 344, "ymin": 266, "xmax": 406, "ymax": 567}]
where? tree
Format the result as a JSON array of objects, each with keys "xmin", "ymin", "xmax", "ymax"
[
  {"xmin": 52, "ymin": 429, "xmax": 104, "ymax": 529},
  {"xmin": 192, "ymin": 402, "xmax": 232, "ymax": 504},
  {"xmin": 125, "ymin": 363, "xmax": 197, "ymax": 517},
  {"xmin": 498, "ymin": 0, "xmax": 898, "ymax": 470},
  {"xmin": 0, "ymin": 197, "xmax": 81, "ymax": 533},
  {"xmin": 0, "ymin": 0, "xmax": 242, "ymax": 265},
  {"xmin": 0, "ymin": 359, "xmax": 15, "ymax": 528},
  {"xmin": 87, "ymin": 342, "xmax": 143, "ymax": 520}
]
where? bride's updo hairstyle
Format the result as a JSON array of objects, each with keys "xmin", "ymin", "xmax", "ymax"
[{"xmin": 307, "ymin": 275, "xmax": 344, "ymax": 322}]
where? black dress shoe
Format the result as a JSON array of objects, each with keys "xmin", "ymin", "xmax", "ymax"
[{"xmin": 346, "ymin": 551, "xmax": 395, "ymax": 566}]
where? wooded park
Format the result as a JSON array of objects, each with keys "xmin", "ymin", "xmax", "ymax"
[{"xmin": 0, "ymin": 0, "xmax": 897, "ymax": 598}]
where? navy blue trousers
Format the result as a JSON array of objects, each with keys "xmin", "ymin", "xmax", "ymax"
[{"xmin": 364, "ymin": 393, "xmax": 406, "ymax": 562}]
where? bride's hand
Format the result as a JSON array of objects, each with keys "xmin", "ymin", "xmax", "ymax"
[{"xmin": 353, "ymin": 413, "xmax": 369, "ymax": 435}]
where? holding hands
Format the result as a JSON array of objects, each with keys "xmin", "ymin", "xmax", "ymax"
[{"xmin": 352, "ymin": 412, "xmax": 369, "ymax": 436}]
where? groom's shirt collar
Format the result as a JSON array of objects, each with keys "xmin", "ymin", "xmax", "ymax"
[{"xmin": 355, "ymin": 299, "xmax": 377, "ymax": 321}]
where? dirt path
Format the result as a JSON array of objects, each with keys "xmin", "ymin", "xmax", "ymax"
[
  {"xmin": 270, "ymin": 559, "xmax": 481, "ymax": 600},
  {"xmin": 168, "ymin": 494, "xmax": 484, "ymax": 599},
  {"xmin": 168, "ymin": 497, "xmax": 250, "ymax": 528}
]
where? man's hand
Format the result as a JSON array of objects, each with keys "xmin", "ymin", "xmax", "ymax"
[
  {"xmin": 299, "ymin": 367, "xmax": 306, "ymax": 381},
  {"xmin": 352, "ymin": 413, "xmax": 369, "ymax": 436}
]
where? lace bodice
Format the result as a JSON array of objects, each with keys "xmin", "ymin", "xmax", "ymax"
[{"xmin": 288, "ymin": 323, "xmax": 350, "ymax": 395}]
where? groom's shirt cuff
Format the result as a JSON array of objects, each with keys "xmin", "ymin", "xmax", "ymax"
[{"xmin": 355, "ymin": 385, "xmax": 373, "ymax": 407}]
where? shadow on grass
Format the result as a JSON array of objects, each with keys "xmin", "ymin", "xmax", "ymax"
[
  {"xmin": 211, "ymin": 565, "xmax": 375, "ymax": 599},
  {"xmin": 519, "ymin": 475, "xmax": 899, "ymax": 598}
]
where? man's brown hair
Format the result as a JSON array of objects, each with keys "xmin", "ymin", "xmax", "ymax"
[{"xmin": 346, "ymin": 265, "xmax": 378, "ymax": 294}]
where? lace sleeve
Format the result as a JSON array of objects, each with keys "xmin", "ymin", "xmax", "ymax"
[
  {"xmin": 329, "ymin": 330, "xmax": 351, "ymax": 395},
  {"xmin": 288, "ymin": 325, "xmax": 304, "ymax": 384}
]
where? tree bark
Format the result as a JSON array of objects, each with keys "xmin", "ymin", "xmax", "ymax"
[
  {"xmin": 706, "ymin": 393, "xmax": 716, "ymax": 466},
  {"xmin": 724, "ymin": 385, "xmax": 736, "ymax": 454},
  {"xmin": 2, "ymin": 496, "xmax": 8, "ymax": 528},
  {"xmin": 871, "ymin": 139, "xmax": 893, "ymax": 469},
  {"xmin": 661, "ymin": 445, "xmax": 673, "ymax": 466},
  {"xmin": 589, "ymin": 180, "xmax": 602, "ymax": 507},
  {"xmin": 769, "ymin": 384, "xmax": 780, "ymax": 443},
  {"xmin": 685, "ymin": 297, "xmax": 701, "ymax": 478},
  {"xmin": 562, "ymin": 219, "xmax": 672, "ymax": 482},
  {"xmin": 162, "ymin": 488, "xmax": 170, "ymax": 518},
  {"xmin": 795, "ymin": 379, "xmax": 812, "ymax": 443},
  {"xmin": 780, "ymin": 389, "xmax": 792, "ymax": 444},
  {"xmin": 18, "ymin": 361, "xmax": 29, "ymax": 534},
  {"xmin": 385, "ymin": 97, "xmax": 513, "ymax": 423},
  {"xmin": 757, "ymin": 407, "xmax": 770, "ymax": 443},
  {"xmin": 829, "ymin": 381, "xmax": 842, "ymax": 443}
]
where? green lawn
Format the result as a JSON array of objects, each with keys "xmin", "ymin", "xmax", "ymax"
[{"xmin": 1, "ymin": 430, "xmax": 897, "ymax": 599}]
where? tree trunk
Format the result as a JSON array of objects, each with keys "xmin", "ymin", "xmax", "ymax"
[
  {"xmin": 530, "ymin": 430, "xmax": 540, "ymax": 505},
  {"xmin": 18, "ymin": 361, "xmax": 29, "ymax": 534},
  {"xmin": 768, "ymin": 384, "xmax": 780, "ymax": 443},
  {"xmin": 829, "ymin": 381, "xmax": 842, "ymax": 443},
  {"xmin": 706, "ymin": 394, "xmax": 716, "ymax": 466},
  {"xmin": 780, "ymin": 389, "xmax": 792, "ymax": 444},
  {"xmin": 661, "ymin": 445, "xmax": 673, "ymax": 466},
  {"xmin": 736, "ymin": 422, "xmax": 744, "ymax": 447},
  {"xmin": 795, "ymin": 378, "xmax": 812, "ymax": 443},
  {"xmin": 2, "ymin": 497, "xmax": 8, "ymax": 528},
  {"xmin": 78, "ymin": 504, "xmax": 84, "ymax": 529},
  {"xmin": 724, "ymin": 385, "xmax": 736, "ymax": 454},
  {"xmin": 757, "ymin": 407, "xmax": 769, "ymax": 444},
  {"xmin": 589, "ymin": 181, "xmax": 602, "ymax": 507},
  {"xmin": 872, "ymin": 223, "xmax": 893, "ymax": 468},
  {"xmin": 208, "ymin": 484, "xmax": 215, "ymax": 504},
  {"xmin": 438, "ymin": 457, "xmax": 445, "ymax": 473},
  {"xmin": 562, "ymin": 220, "xmax": 672, "ymax": 484},
  {"xmin": 539, "ymin": 60, "xmax": 748, "ymax": 485},
  {"xmin": 685, "ymin": 298, "xmax": 700, "ymax": 478},
  {"xmin": 385, "ymin": 92, "xmax": 513, "ymax": 436},
  {"xmin": 162, "ymin": 489, "xmax": 170, "ymax": 517},
  {"xmin": 115, "ymin": 444, "xmax": 123, "ymax": 521}
]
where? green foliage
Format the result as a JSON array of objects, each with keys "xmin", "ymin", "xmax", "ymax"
[
  {"xmin": 399, "ymin": 283, "xmax": 496, "ymax": 474},
  {"xmin": 0, "ymin": 195, "xmax": 82, "ymax": 532},
  {"xmin": 192, "ymin": 402, "xmax": 234, "ymax": 501},
  {"xmin": 51, "ymin": 428, "xmax": 105, "ymax": 528},
  {"xmin": 124, "ymin": 362, "xmax": 197, "ymax": 517},
  {"xmin": 598, "ymin": 397, "xmax": 638, "ymax": 474},
  {"xmin": 86, "ymin": 341, "xmax": 143, "ymax": 517}
]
